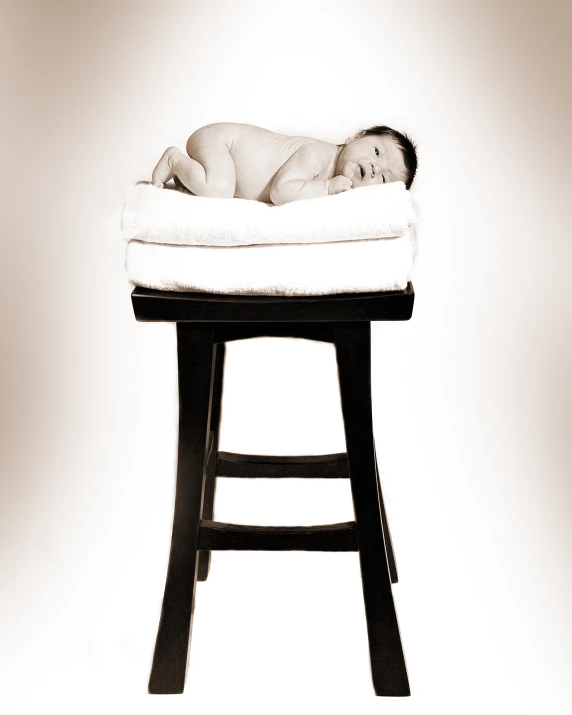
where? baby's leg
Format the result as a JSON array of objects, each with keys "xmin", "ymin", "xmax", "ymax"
[{"xmin": 152, "ymin": 143, "xmax": 236, "ymax": 198}]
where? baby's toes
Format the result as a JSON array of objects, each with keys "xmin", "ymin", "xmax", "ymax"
[{"xmin": 151, "ymin": 146, "xmax": 178, "ymax": 187}]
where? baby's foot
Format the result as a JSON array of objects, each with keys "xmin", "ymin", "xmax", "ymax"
[{"xmin": 152, "ymin": 146, "xmax": 181, "ymax": 188}]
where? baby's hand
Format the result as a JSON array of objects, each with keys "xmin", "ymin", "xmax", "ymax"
[{"xmin": 327, "ymin": 175, "xmax": 353, "ymax": 195}]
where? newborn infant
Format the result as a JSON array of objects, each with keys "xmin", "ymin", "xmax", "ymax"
[{"xmin": 152, "ymin": 122, "xmax": 417, "ymax": 205}]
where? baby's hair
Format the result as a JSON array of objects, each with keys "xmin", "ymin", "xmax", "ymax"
[{"xmin": 355, "ymin": 125, "xmax": 418, "ymax": 189}]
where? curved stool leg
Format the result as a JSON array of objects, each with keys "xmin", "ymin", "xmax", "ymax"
[
  {"xmin": 148, "ymin": 324, "xmax": 215, "ymax": 694},
  {"xmin": 334, "ymin": 323, "xmax": 410, "ymax": 697},
  {"xmin": 374, "ymin": 441, "xmax": 398, "ymax": 584},
  {"xmin": 197, "ymin": 342, "xmax": 226, "ymax": 581}
]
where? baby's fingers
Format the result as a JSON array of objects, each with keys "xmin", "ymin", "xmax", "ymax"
[{"xmin": 328, "ymin": 175, "xmax": 353, "ymax": 195}]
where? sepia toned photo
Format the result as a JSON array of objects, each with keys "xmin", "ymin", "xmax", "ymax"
[{"xmin": 1, "ymin": 1, "xmax": 571, "ymax": 714}]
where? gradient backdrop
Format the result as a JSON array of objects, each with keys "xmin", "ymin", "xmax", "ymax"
[{"xmin": 1, "ymin": 1, "xmax": 571, "ymax": 713}]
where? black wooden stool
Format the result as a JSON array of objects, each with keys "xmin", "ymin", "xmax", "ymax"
[{"xmin": 132, "ymin": 284, "xmax": 414, "ymax": 696}]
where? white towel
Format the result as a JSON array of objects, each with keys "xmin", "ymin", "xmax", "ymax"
[
  {"xmin": 125, "ymin": 229, "xmax": 416, "ymax": 296},
  {"xmin": 121, "ymin": 181, "xmax": 418, "ymax": 247}
]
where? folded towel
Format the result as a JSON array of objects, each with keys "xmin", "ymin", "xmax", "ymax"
[
  {"xmin": 125, "ymin": 228, "xmax": 416, "ymax": 296},
  {"xmin": 121, "ymin": 181, "xmax": 418, "ymax": 247}
]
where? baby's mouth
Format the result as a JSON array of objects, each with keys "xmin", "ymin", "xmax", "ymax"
[{"xmin": 358, "ymin": 164, "xmax": 365, "ymax": 179}]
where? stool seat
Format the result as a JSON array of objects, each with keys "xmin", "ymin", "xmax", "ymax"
[
  {"xmin": 132, "ymin": 283, "xmax": 414, "ymax": 323},
  {"xmin": 132, "ymin": 284, "xmax": 414, "ymax": 697}
]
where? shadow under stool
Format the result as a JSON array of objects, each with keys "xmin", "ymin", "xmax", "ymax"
[{"xmin": 131, "ymin": 283, "xmax": 415, "ymax": 697}]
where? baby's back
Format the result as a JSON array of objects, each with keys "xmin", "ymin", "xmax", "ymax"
[{"xmin": 187, "ymin": 123, "xmax": 328, "ymax": 202}]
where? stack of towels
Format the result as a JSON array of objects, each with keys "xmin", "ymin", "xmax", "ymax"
[{"xmin": 121, "ymin": 181, "xmax": 419, "ymax": 295}]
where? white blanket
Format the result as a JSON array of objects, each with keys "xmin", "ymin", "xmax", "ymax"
[
  {"xmin": 121, "ymin": 181, "xmax": 418, "ymax": 247},
  {"xmin": 125, "ymin": 230, "xmax": 416, "ymax": 296}
]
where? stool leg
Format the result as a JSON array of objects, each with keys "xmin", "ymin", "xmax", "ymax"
[
  {"xmin": 334, "ymin": 323, "xmax": 410, "ymax": 697},
  {"xmin": 148, "ymin": 324, "xmax": 215, "ymax": 694},
  {"xmin": 197, "ymin": 342, "xmax": 226, "ymax": 582},
  {"xmin": 374, "ymin": 441, "xmax": 398, "ymax": 584}
]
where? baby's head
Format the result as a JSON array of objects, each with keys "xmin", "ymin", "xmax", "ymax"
[{"xmin": 337, "ymin": 126, "xmax": 418, "ymax": 190}]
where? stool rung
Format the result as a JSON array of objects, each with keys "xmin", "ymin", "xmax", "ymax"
[
  {"xmin": 216, "ymin": 451, "xmax": 349, "ymax": 479},
  {"xmin": 198, "ymin": 520, "xmax": 358, "ymax": 551}
]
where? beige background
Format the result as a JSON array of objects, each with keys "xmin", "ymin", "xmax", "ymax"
[{"xmin": 1, "ymin": 1, "xmax": 571, "ymax": 713}]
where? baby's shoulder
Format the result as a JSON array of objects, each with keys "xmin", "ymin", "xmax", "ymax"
[{"xmin": 290, "ymin": 137, "xmax": 332, "ymax": 163}]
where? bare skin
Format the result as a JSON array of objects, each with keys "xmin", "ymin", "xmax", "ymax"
[{"xmin": 151, "ymin": 122, "xmax": 408, "ymax": 205}]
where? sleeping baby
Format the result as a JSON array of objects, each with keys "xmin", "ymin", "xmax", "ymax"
[{"xmin": 151, "ymin": 122, "xmax": 417, "ymax": 205}]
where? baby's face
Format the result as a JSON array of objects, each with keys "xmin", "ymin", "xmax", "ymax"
[{"xmin": 338, "ymin": 134, "xmax": 407, "ymax": 188}]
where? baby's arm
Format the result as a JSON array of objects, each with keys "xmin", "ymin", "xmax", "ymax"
[{"xmin": 270, "ymin": 145, "xmax": 351, "ymax": 205}]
